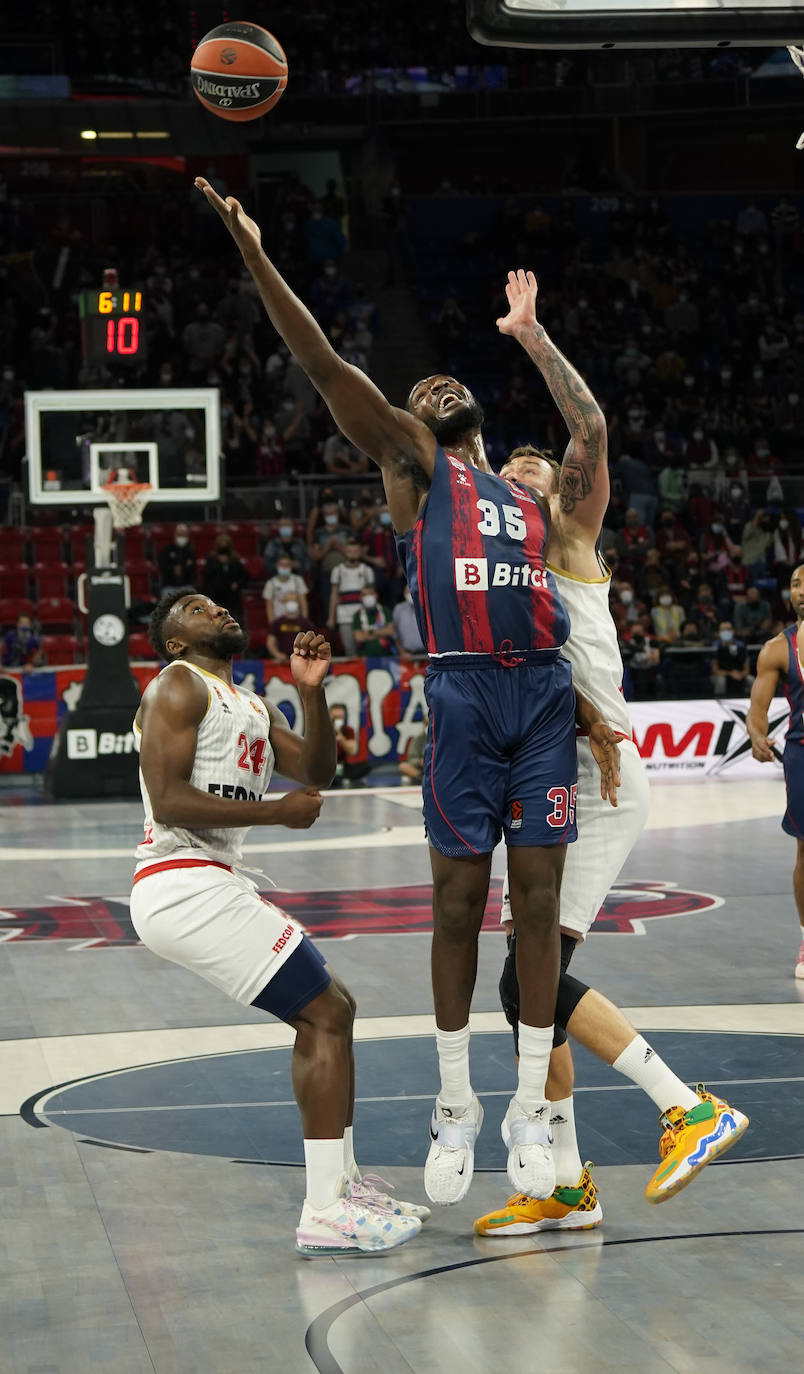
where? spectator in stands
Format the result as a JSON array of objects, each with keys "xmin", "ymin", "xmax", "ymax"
[
  {"xmin": 328, "ymin": 539, "xmax": 374, "ymax": 655},
  {"xmin": 2, "ymin": 615, "xmax": 44, "ymax": 671},
  {"xmin": 616, "ymin": 454, "xmax": 659, "ymax": 529},
  {"xmin": 360, "ymin": 503, "xmax": 403, "ymax": 607},
  {"xmin": 263, "ymin": 553, "xmax": 309, "ymax": 623},
  {"xmin": 693, "ymin": 583, "xmax": 721, "ymax": 639},
  {"xmin": 651, "ymin": 586, "xmax": 685, "ymax": 645},
  {"xmin": 255, "ymin": 418, "xmax": 285, "ymax": 479},
  {"xmin": 202, "ymin": 531, "xmax": 247, "ymax": 622},
  {"xmin": 739, "ymin": 510, "xmax": 773, "ymax": 579},
  {"xmin": 711, "ymin": 621, "xmax": 752, "ymax": 697},
  {"xmin": 399, "ymin": 721, "xmax": 427, "ymax": 783},
  {"xmin": 263, "ymin": 520, "xmax": 310, "ymax": 579},
  {"xmin": 637, "ymin": 547, "xmax": 669, "ymax": 605},
  {"xmin": 352, "ymin": 586, "xmax": 396, "ymax": 658},
  {"xmin": 723, "ymin": 482, "xmax": 752, "ymax": 544},
  {"xmin": 274, "ymin": 393, "xmax": 311, "ymax": 476},
  {"xmin": 305, "ymin": 202, "xmax": 347, "ymax": 268},
  {"xmin": 309, "ymin": 497, "xmax": 350, "ymax": 610},
  {"xmin": 734, "ymin": 585, "xmax": 773, "ymax": 641},
  {"xmin": 322, "ymin": 429, "xmax": 369, "ymax": 476},
  {"xmin": 655, "ymin": 509, "xmax": 692, "ymax": 563},
  {"xmin": 657, "ymin": 456, "xmax": 687, "ymax": 514},
  {"xmin": 329, "ymin": 704, "xmax": 372, "ymax": 789},
  {"xmin": 771, "ymin": 511, "xmax": 802, "ymax": 586},
  {"xmin": 158, "ymin": 522, "xmax": 196, "ymax": 593},
  {"xmin": 393, "ymin": 586, "xmax": 426, "ymax": 660},
  {"xmin": 181, "ymin": 303, "xmax": 225, "ymax": 380},
  {"xmin": 622, "ymin": 618, "xmax": 662, "ymax": 698},
  {"xmin": 265, "ymin": 600, "xmax": 315, "ymax": 664},
  {"xmin": 616, "ymin": 507, "xmax": 653, "ymax": 561}
]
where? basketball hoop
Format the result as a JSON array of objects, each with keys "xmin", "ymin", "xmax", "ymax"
[
  {"xmin": 100, "ymin": 480, "xmax": 152, "ymax": 530},
  {"xmin": 787, "ymin": 45, "xmax": 804, "ymax": 147}
]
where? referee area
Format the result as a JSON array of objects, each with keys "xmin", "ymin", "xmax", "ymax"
[{"xmin": 2, "ymin": 773, "xmax": 802, "ymax": 1373}]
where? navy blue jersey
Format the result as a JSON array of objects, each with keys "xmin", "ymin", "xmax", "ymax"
[
  {"xmin": 782, "ymin": 624, "xmax": 804, "ymax": 748},
  {"xmin": 395, "ymin": 444, "xmax": 569, "ymax": 661}
]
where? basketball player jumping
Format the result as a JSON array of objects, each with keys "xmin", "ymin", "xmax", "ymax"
[
  {"xmin": 475, "ymin": 272, "xmax": 748, "ymax": 1236},
  {"xmin": 131, "ymin": 589, "xmax": 428, "ymax": 1256},
  {"xmin": 747, "ymin": 562, "xmax": 804, "ymax": 980},
  {"xmin": 196, "ymin": 177, "xmax": 579, "ymax": 1209}
]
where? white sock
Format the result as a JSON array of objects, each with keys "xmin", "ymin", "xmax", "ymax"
[
  {"xmin": 612, "ymin": 1035, "xmax": 700, "ymax": 1113},
  {"xmin": 549, "ymin": 1096, "xmax": 583, "ymax": 1186},
  {"xmin": 516, "ymin": 1022, "xmax": 553, "ymax": 1113},
  {"xmin": 435, "ymin": 1025, "xmax": 472, "ymax": 1110},
  {"xmin": 303, "ymin": 1138, "xmax": 345, "ymax": 1211},
  {"xmin": 343, "ymin": 1125, "xmax": 360, "ymax": 1183}
]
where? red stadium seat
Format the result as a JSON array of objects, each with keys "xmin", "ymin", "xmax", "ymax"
[
  {"xmin": 36, "ymin": 596, "xmax": 76, "ymax": 631},
  {"xmin": 34, "ymin": 561, "xmax": 70, "ymax": 598},
  {"xmin": 40, "ymin": 633, "xmax": 79, "ymax": 665},
  {"xmin": 245, "ymin": 554, "xmax": 265, "ymax": 583},
  {"xmin": 125, "ymin": 560, "xmax": 155, "ymax": 599},
  {"xmin": 227, "ymin": 522, "xmax": 261, "ymax": 556},
  {"xmin": 242, "ymin": 591, "xmax": 265, "ymax": 626},
  {"xmin": 1, "ymin": 528, "xmax": 29, "ymax": 562},
  {"xmin": 146, "ymin": 522, "xmax": 173, "ymax": 553},
  {"xmin": 0, "ymin": 596, "xmax": 35, "ymax": 626},
  {"xmin": 128, "ymin": 631, "xmax": 160, "ymax": 660},
  {"xmin": 0, "ymin": 563, "xmax": 31, "ymax": 598},
  {"xmin": 189, "ymin": 524, "xmax": 221, "ymax": 558},
  {"xmin": 29, "ymin": 526, "xmax": 65, "ymax": 562},
  {"xmin": 122, "ymin": 526, "xmax": 149, "ymax": 561},
  {"xmin": 64, "ymin": 525, "xmax": 94, "ymax": 565},
  {"xmin": 247, "ymin": 625, "xmax": 267, "ymax": 654}
]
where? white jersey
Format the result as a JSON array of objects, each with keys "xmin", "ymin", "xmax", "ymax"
[
  {"xmin": 549, "ymin": 559, "xmax": 633, "ymax": 740},
  {"xmin": 133, "ymin": 660, "xmax": 275, "ymax": 868}
]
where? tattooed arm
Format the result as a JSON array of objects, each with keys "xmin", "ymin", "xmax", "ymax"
[{"xmin": 497, "ymin": 270, "xmax": 609, "ymax": 536}]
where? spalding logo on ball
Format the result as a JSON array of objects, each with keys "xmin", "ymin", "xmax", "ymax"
[{"xmin": 190, "ymin": 21, "xmax": 288, "ymax": 122}]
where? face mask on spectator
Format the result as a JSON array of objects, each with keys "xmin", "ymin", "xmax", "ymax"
[
  {"xmin": 325, "ymin": 513, "xmax": 339, "ymax": 526},
  {"xmin": 2, "ymin": 368, "xmax": 14, "ymax": 381},
  {"xmin": 782, "ymin": 589, "xmax": 792, "ymax": 602},
  {"xmin": 720, "ymin": 629, "xmax": 733, "ymax": 642},
  {"xmin": 693, "ymin": 429, "xmax": 703, "ymax": 441},
  {"xmin": 789, "ymin": 394, "xmax": 800, "ymax": 406},
  {"xmin": 279, "ymin": 524, "xmax": 293, "ymax": 539},
  {"xmin": 380, "ymin": 512, "xmax": 392, "ymax": 526},
  {"xmin": 720, "ymin": 368, "xmax": 732, "ymax": 381},
  {"xmin": 620, "ymin": 589, "xmax": 633, "ymax": 605},
  {"xmin": 730, "ymin": 486, "xmax": 742, "ymax": 499},
  {"xmin": 362, "ymin": 595, "xmax": 377, "ymax": 610},
  {"xmin": 779, "ymin": 519, "xmax": 789, "ymax": 530},
  {"xmin": 659, "ymin": 595, "xmax": 672, "ymax": 607},
  {"xmin": 175, "ymin": 536, "xmax": 188, "ymax": 548},
  {"xmin": 711, "ymin": 522, "xmax": 723, "ymax": 534},
  {"xmin": 331, "ymin": 714, "xmax": 344, "ymax": 732},
  {"xmin": 277, "ymin": 565, "xmax": 292, "ymax": 579},
  {"xmin": 284, "ymin": 601, "xmax": 300, "ymax": 616}
]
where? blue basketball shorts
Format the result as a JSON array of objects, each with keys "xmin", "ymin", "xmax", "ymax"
[
  {"xmin": 782, "ymin": 742, "xmax": 804, "ymax": 839},
  {"xmin": 421, "ymin": 654, "xmax": 578, "ymax": 857}
]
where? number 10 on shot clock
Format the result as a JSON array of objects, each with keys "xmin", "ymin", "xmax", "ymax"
[{"xmin": 79, "ymin": 287, "xmax": 147, "ymax": 366}]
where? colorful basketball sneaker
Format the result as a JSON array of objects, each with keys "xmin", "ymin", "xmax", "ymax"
[
  {"xmin": 424, "ymin": 1093, "xmax": 484, "ymax": 1206},
  {"xmin": 348, "ymin": 1172, "xmax": 432, "ymax": 1223},
  {"xmin": 645, "ymin": 1084, "xmax": 749, "ymax": 1204},
  {"xmin": 795, "ymin": 935, "xmax": 804, "ymax": 980},
  {"xmin": 296, "ymin": 1176, "xmax": 422, "ymax": 1257},
  {"xmin": 501, "ymin": 1097, "xmax": 555, "ymax": 1199},
  {"xmin": 474, "ymin": 1163, "xmax": 603, "ymax": 1236}
]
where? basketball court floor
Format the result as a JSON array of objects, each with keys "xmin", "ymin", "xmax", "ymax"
[{"xmin": 2, "ymin": 774, "xmax": 803, "ymax": 1373}]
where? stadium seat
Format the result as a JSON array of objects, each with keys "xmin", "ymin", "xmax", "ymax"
[
  {"xmin": 41, "ymin": 633, "xmax": 79, "ymax": 665},
  {"xmin": 64, "ymin": 526, "xmax": 95, "ymax": 565},
  {"xmin": 190, "ymin": 524, "xmax": 221, "ymax": 558},
  {"xmin": 247, "ymin": 625, "xmax": 267, "ymax": 654},
  {"xmin": 146, "ymin": 523, "xmax": 173, "ymax": 554},
  {"xmin": 227, "ymin": 521, "xmax": 261, "ymax": 556},
  {"xmin": 0, "ymin": 563, "xmax": 31, "ymax": 598},
  {"xmin": 125, "ymin": 560, "xmax": 155, "ymax": 599},
  {"xmin": 29, "ymin": 526, "xmax": 65, "ymax": 562},
  {"xmin": 245, "ymin": 554, "xmax": 265, "ymax": 583},
  {"xmin": 0, "ymin": 596, "xmax": 35, "ymax": 626},
  {"xmin": 1, "ymin": 528, "xmax": 29, "ymax": 562},
  {"xmin": 242, "ymin": 591, "xmax": 265, "ymax": 626},
  {"xmin": 33, "ymin": 561, "xmax": 70, "ymax": 598},
  {"xmin": 128, "ymin": 631, "xmax": 160, "ymax": 660},
  {"xmin": 36, "ymin": 597, "xmax": 76, "ymax": 631}
]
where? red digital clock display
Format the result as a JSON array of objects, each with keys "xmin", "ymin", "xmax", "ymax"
[{"xmin": 79, "ymin": 289, "xmax": 147, "ymax": 366}]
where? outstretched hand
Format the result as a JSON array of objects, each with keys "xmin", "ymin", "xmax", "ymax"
[
  {"xmin": 194, "ymin": 176, "xmax": 263, "ymax": 261},
  {"xmin": 290, "ymin": 631, "xmax": 331, "ymax": 689},
  {"xmin": 496, "ymin": 269, "xmax": 540, "ymax": 338},
  {"xmin": 588, "ymin": 721, "xmax": 622, "ymax": 807}
]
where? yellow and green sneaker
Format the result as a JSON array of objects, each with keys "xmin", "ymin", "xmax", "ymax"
[
  {"xmin": 473, "ymin": 1164, "xmax": 602, "ymax": 1236},
  {"xmin": 645, "ymin": 1085, "xmax": 749, "ymax": 1204}
]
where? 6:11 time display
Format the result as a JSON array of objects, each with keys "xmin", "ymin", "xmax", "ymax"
[{"xmin": 79, "ymin": 288, "xmax": 148, "ymax": 366}]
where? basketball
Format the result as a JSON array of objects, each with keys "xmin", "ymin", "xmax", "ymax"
[{"xmin": 190, "ymin": 21, "xmax": 288, "ymax": 123}]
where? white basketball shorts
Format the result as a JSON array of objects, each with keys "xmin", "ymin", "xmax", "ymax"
[
  {"xmin": 501, "ymin": 738, "xmax": 649, "ymax": 939},
  {"xmin": 130, "ymin": 857, "xmax": 308, "ymax": 1008}
]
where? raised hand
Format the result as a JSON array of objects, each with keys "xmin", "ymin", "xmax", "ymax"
[
  {"xmin": 496, "ymin": 269, "xmax": 540, "ymax": 338},
  {"xmin": 290, "ymin": 631, "xmax": 332, "ymax": 689},
  {"xmin": 194, "ymin": 177, "xmax": 263, "ymax": 262}
]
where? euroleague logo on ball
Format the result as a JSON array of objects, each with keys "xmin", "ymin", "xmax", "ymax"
[{"xmin": 190, "ymin": 20, "xmax": 288, "ymax": 122}]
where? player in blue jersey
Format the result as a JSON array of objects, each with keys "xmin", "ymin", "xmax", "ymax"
[
  {"xmin": 196, "ymin": 181, "xmax": 600, "ymax": 1208},
  {"xmin": 747, "ymin": 563, "xmax": 804, "ymax": 979}
]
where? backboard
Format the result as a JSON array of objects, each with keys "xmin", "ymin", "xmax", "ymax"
[
  {"xmin": 25, "ymin": 388, "xmax": 220, "ymax": 508},
  {"xmin": 467, "ymin": 1, "xmax": 804, "ymax": 49}
]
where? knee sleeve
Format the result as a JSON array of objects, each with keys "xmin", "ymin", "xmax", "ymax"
[
  {"xmin": 555, "ymin": 972, "xmax": 590, "ymax": 1032},
  {"xmin": 498, "ymin": 931, "xmax": 580, "ymax": 1052}
]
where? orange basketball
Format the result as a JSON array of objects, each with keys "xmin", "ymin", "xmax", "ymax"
[{"xmin": 190, "ymin": 21, "xmax": 288, "ymax": 123}]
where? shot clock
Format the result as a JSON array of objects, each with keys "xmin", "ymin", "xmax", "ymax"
[{"xmin": 79, "ymin": 286, "xmax": 147, "ymax": 366}]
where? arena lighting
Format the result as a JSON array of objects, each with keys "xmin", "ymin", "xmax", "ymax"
[
  {"xmin": 135, "ymin": 131, "xmax": 170, "ymax": 139},
  {"xmin": 80, "ymin": 129, "xmax": 97, "ymax": 140},
  {"xmin": 97, "ymin": 131, "xmax": 135, "ymax": 140}
]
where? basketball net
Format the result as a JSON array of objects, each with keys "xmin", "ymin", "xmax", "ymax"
[
  {"xmin": 94, "ymin": 472, "xmax": 151, "ymax": 567},
  {"xmin": 787, "ymin": 45, "xmax": 804, "ymax": 147}
]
